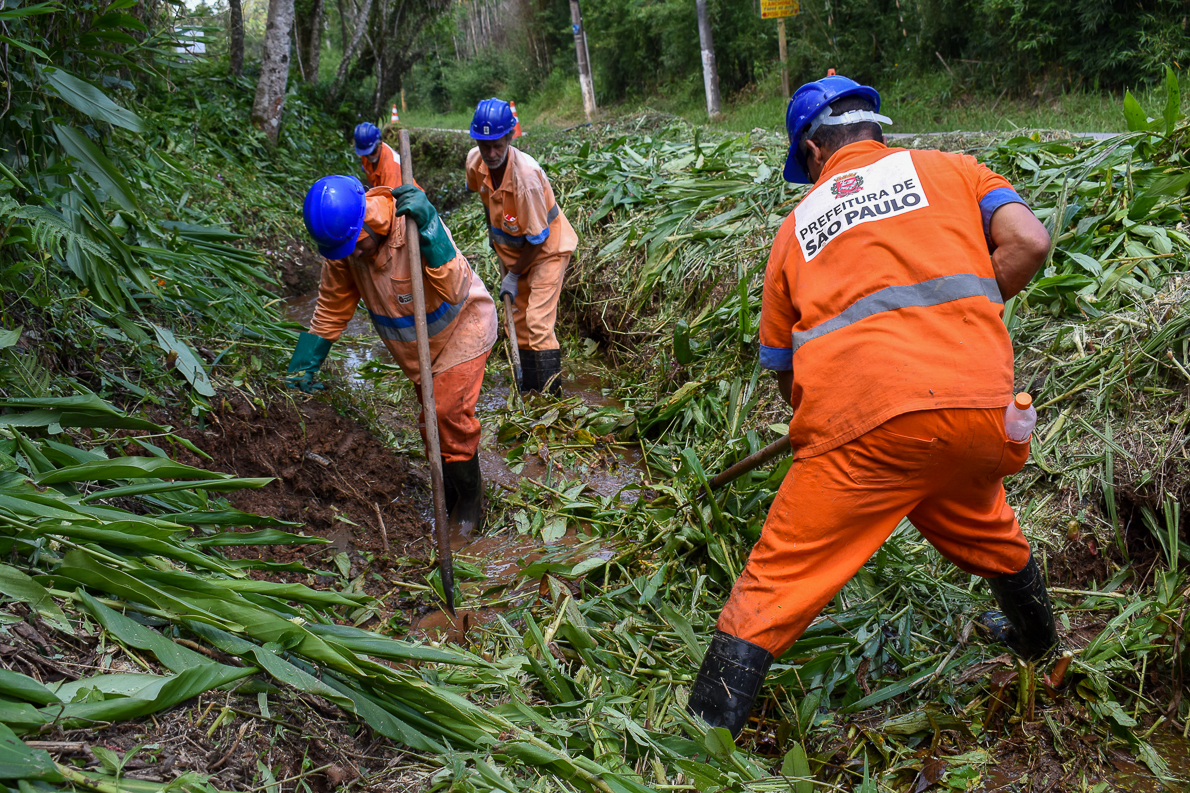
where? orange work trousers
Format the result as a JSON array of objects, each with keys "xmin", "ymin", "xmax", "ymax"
[
  {"xmin": 412, "ymin": 351, "xmax": 490, "ymax": 463},
  {"xmin": 510, "ymin": 252, "xmax": 568, "ymax": 351},
  {"xmin": 718, "ymin": 407, "xmax": 1033, "ymax": 657}
]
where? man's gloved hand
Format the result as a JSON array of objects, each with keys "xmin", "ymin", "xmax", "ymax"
[
  {"xmin": 499, "ymin": 271, "xmax": 519, "ymax": 301},
  {"xmin": 286, "ymin": 331, "xmax": 333, "ymax": 393},
  {"xmin": 391, "ymin": 185, "xmax": 456, "ymax": 269}
]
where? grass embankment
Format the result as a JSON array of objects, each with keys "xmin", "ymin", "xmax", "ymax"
[
  {"xmin": 3, "ymin": 16, "xmax": 1190, "ymax": 791},
  {"xmin": 400, "ymin": 70, "xmax": 1190, "ymax": 136}
]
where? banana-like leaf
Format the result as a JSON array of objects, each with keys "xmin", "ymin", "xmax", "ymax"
[
  {"xmin": 167, "ymin": 510, "xmax": 300, "ymax": 528},
  {"xmin": 0, "ymin": 671, "xmax": 60, "ymax": 706},
  {"xmin": 43, "ymin": 67, "xmax": 144, "ymax": 133},
  {"xmin": 79, "ymin": 592, "xmax": 216, "ymax": 673},
  {"xmin": 53, "ymin": 125, "xmax": 139, "ymax": 213},
  {"xmin": 0, "ymin": 722, "xmax": 60, "ymax": 780},
  {"xmin": 0, "ymin": 565, "xmax": 72, "ymax": 634},
  {"xmin": 149, "ymin": 323, "xmax": 216, "ymax": 397},
  {"xmin": 189, "ymin": 528, "xmax": 321, "ymax": 545},
  {"xmin": 78, "ymin": 476, "xmax": 272, "ymax": 502},
  {"xmin": 35, "ymin": 457, "xmax": 229, "ymax": 484}
]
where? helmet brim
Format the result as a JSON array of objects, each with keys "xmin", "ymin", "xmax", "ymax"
[
  {"xmin": 355, "ymin": 140, "xmax": 379, "ymax": 156},
  {"xmin": 470, "ymin": 126, "xmax": 509, "ymax": 141},
  {"xmin": 319, "ymin": 231, "xmax": 361, "ymax": 260},
  {"xmin": 783, "ymin": 145, "xmax": 810, "ymax": 184}
]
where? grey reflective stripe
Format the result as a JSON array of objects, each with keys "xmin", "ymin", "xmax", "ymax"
[
  {"xmin": 546, "ymin": 204, "xmax": 559, "ymax": 224},
  {"xmin": 792, "ymin": 274, "xmax": 1003, "ymax": 353}
]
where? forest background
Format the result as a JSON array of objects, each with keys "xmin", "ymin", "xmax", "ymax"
[{"xmin": 205, "ymin": 0, "xmax": 1190, "ymax": 135}]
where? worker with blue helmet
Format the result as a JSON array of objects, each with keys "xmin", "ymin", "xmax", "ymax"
[
  {"xmin": 466, "ymin": 97, "xmax": 577, "ymax": 396},
  {"xmin": 288, "ymin": 174, "xmax": 498, "ymax": 536},
  {"xmin": 687, "ymin": 75, "xmax": 1058, "ymax": 740},
  {"xmin": 354, "ymin": 122, "xmax": 402, "ymax": 188}
]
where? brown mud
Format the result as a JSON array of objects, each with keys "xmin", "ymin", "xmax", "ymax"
[{"xmin": 176, "ymin": 394, "xmax": 432, "ymax": 581}]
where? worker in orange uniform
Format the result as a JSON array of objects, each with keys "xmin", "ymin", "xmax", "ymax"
[
  {"xmin": 287, "ymin": 176, "xmax": 497, "ymax": 536},
  {"xmin": 688, "ymin": 76, "xmax": 1057, "ymax": 738},
  {"xmin": 465, "ymin": 98, "xmax": 577, "ymax": 395},
  {"xmin": 355, "ymin": 122, "xmax": 402, "ymax": 189}
]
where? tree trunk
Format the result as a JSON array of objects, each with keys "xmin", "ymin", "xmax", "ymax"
[
  {"xmin": 251, "ymin": 0, "xmax": 296, "ymax": 143},
  {"xmin": 228, "ymin": 0, "xmax": 244, "ymax": 77},
  {"xmin": 695, "ymin": 0, "xmax": 721, "ymax": 119},
  {"xmin": 295, "ymin": 0, "xmax": 324, "ymax": 81},
  {"xmin": 307, "ymin": 0, "xmax": 323, "ymax": 79},
  {"xmin": 328, "ymin": 0, "xmax": 374, "ymax": 101},
  {"xmin": 569, "ymin": 0, "xmax": 595, "ymax": 121}
]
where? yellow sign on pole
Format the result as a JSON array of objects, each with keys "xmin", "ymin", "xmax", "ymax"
[{"xmin": 760, "ymin": 0, "xmax": 799, "ymax": 19}]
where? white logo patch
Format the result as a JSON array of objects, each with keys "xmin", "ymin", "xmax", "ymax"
[
  {"xmin": 398, "ymin": 293, "xmax": 413, "ymax": 304},
  {"xmin": 794, "ymin": 151, "xmax": 929, "ymax": 261}
]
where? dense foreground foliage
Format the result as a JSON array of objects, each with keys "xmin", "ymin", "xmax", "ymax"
[{"xmin": 2, "ymin": 5, "xmax": 1190, "ymax": 792}]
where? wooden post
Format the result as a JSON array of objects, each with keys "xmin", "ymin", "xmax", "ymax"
[
  {"xmin": 695, "ymin": 0, "xmax": 721, "ymax": 119},
  {"xmin": 569, "ymin": 0, "xmax": 596, "ymax": 122},
  {"xmin": 400, "ymin": 87, "xmax": 407, "ymax": 113},
  {"xmin": 398, "ymin": 129, "xmax": 456, "ymax": 616},
  {"xmin": 778, "ymin": 17, "xmax": 789, "ymax": 101}
]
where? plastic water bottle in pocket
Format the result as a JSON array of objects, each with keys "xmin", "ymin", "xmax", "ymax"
[{"xmin": 1005, "ymin": 392, "xmax": 1036, "ymax": 442}]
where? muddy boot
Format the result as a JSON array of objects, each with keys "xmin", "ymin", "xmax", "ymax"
[
  {"xmin": 537, "ymin": 349, "xmax": 563, "ymax": 397},
  {"xmin": 687, "ymin": 630, "xmax": 773, "ymax": 738},
  {"xmin": 979, "ymin": 552, "xmax": 1059, "ymax": 661},
  {"xmin": 441, "ymin": 454, "xmax": 484, "ymax": 536},
  {"xmin": 519, "ymin": 349, "xmax": 539, "ymax": 394}
]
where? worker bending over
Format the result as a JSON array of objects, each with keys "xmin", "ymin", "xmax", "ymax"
[
  {"xmin": 466, "ymin": 98, "xmax": 576, "ymax": 395},
  {"xmin": 689, "ymin": 76, "xmax": 1057, "ymax": 738},
  {"xmin": 355, "ymin": 122, "xmax": 403, "ymax": 189},
  {"xmin": 287, "ymin": 177, "xmax": 497, "ymax": 536}
]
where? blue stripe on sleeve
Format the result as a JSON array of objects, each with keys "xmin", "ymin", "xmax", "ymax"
[
  {"xmin": 980, "ymin": 187, "xmax": 1027, "ymax": 249},
  {"xmin": 759, "ymin": 344, "xmax": 793, "ymax": 371},
  {"xmin": 525, "ymin": 227, "xmax": 550, "ymax": 245}
]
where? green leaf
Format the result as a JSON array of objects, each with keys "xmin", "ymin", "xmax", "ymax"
[
  {"xmin": 0, "ymin": 671, "xmax": 60, "ymax": 706},
  {"xmin": 35, "ymin": 456, "xmax": 228, "ymax": 484},
  {"xmin": 78, "ymin": 477, "xmax": 271, "ymax": 502},
  {"xmin": 0, "ymin": 327, "xmax": 21, "ymax": 350},
  {"xmin": 1122, "ymin": 91, "xmax": 1151, "ymax": 133},
  {"xmin": 0, "ymin": 723, "xmax": 60, "ymax": 780},
  {"xmin": 699, "ymin": 727, "xmax": 735, "ymax": 761},
  {"xmin": 0, "ymin": 565, "xmax": 72, "ymax": 634},
  {"xmin": 1163, "ymin": 65, "xmax": 1180, "ymax": 137},
  {"xmin": 781, "ymin": 742, "xmax": 813, "ymax": 793},
  {"xmin": 149, "ymin": 323, "xmax": 215, "ymax": 397},
  {"xmin": 43, "ymin": 68, "xmax": 144, "ymax": 133},
  {"xmin": 52, "ymin": 125, "xmax": 138, "ymax": 213}
]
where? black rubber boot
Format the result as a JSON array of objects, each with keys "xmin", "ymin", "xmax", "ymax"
[
  {"xmin": 441, "ymin": 454, "xmax": 484, "ymax": 537},
  {"xmin": 518, "ymin": 349, "xmax": 539, "ymax": 394},
  {"xmin": 537, "ymin": 349, "xmax": 563, "ymax": 397},
  {"xmin": 687, "ymin": 630, "xmax": 774, "ymax": 738},
  {"xmin": 980, "ymin": 552, "xmax": 1059, "ymax": 661}
]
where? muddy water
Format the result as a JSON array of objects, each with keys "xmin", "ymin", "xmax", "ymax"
[{"xmin": 287, "ymin": 292, "xmax": 640, "ymax": 640}]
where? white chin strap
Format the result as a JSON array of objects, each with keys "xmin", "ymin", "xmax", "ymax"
[{"xmin": 803, "ymin": 107, "xmax": 892, "ymax": 145}]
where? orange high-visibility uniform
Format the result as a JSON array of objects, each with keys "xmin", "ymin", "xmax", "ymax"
[
  {"xmin": 466, "ymin": 146, "xmax": 577, "ymax": 351},
  {"xmin": 361, "ymin": 142, "xmax": 402, "ymax": 189},
  {"xmin": 309, "ymin": 187, "xmax": 497, "ymax": 461},
  {"xmin": 722, "ymin": 140, "xmax": 1035, "ymax": 657}
]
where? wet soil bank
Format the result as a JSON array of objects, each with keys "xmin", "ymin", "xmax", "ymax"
[{"xmin": 177, "ymin": 394, "xmax": 432, "ymax": 575}]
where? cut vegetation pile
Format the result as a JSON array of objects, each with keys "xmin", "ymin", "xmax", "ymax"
[{"xmin": 2, "ymin": 3, "xmax": 1190, "ymax": 790}]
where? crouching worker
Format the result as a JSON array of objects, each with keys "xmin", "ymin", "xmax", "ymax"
[
  {"xmin": 287, "ymin": 176, "xmax": 497, "ymax": 535},
  {"xmin": 466, "ymin": 97, "xmax": 576, "ymax": 395},
  {"xmin": 689, "ymin": 76, "xmax": 1058, "ymax": 738}
]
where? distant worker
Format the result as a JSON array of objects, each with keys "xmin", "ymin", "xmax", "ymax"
[
  {"xmin": 354, "ymin": 122, "xmax": 402, "ymax": 189},
  {"xmin": 466, "ymin": 98, "xmax": 576, "ymax": 395},
  {"xmin": 689, "ymin": 76, "xmax": 1057, "ymax": 737},
  {"xmin": 287, "ymin": 177, "xmax": 497, "ymax": 536}
]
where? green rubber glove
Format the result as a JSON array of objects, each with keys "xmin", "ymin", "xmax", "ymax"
[
  {"xmin": 286, "ymin": 331, "xmax": 333, "ymax": 393},
  {"xmin": 391, "ymin": 185, "xmax": 456, "ymax": 268}
]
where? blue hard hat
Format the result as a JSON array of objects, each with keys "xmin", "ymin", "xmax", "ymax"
[
  {"xmin": 783, "ymin": 76, "xmax": 881, "ymax": 184},
  {"xmin": 354, "ymin": 122, "xmax": 381, "ymax": 156},
  {"xmin": 470, "ymin": 98, "xmax": 516, "ymax": 141},
  {"xmin": 303, "ymin": 176, "xmax": 367, "ymax": 260}
]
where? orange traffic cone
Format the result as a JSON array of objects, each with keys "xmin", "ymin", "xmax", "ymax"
[
  {"xmin": 391, "ymin": 104, "xmax": 399, "ymax": 124},
  {"xmin": 510, "ymin": 100, "xmax": 523, "ymax": 138}
]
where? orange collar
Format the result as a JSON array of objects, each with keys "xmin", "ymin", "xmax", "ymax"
[{"xmin": 815, "ymin": 140, "xmax": 893, "ymax": 185}]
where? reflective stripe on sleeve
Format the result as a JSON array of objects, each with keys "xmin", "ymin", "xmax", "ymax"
[
  {"xmin": 759, "ymin": 344, "xmax": 794, "ymax": 371},
  {"xmin": 546, "ymin": 204, "xmax": 559, "ymax": 224},
  {"xmin": 369, "ymin": 298, "xmax": 466, "ymax": 343},
  {"xmin": 792, "ymin": 274, "xmax": 1003, "ymax": 353}
]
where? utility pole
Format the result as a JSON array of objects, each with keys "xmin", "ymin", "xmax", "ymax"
[
  {"xmin": 569, "ymin": 0, "xmax": 596, "ymax": 122},
  {"xmin": 695, "ymin": 0, "xmax": 721, "ymax": 119}
]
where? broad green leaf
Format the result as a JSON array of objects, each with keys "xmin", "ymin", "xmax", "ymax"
[
  {"xmin": 0, "ymin": 327, "xmax": 21, "ymax": 350},
  {"xmin": 0, "ymin": 565, "xmax": 72, "ymax": 634},
  {"xmin": 149, "ymin": 323, "xmax": 215, "ymax": 397},
  {"xmin": 35, "ymin": 456, "xmax": 228, "ymax": 484},
  {"xmin": 168, "ymin": 510, "xmax": 300, "ymax": 528},
  {"xmin": 78, "ymin": 476, "xmax": 271, "ymax": 502},
  {"xmin": 0, "ymin": 671, "xmax": 59, "ymax": 706},
  {"xmin": 189, "ymin": 528, "xmax": 322, "ymax": 546},
  {"xmin": 0, "ymin": 723, "xmax": 60, "ymax": 780},
  {"xmin": 781, "ymin": 742, "xmax": 813, "ymax": 793},
  {"xmin": 52, "ymin": 125, "xmax": 138, "ymax": 213},
  {"xmin": 1163, "ymin": 65, "xmax": 1180, "ymax": 137},
  {"xmin": 0, "ymin": 394, "xmax": 119, "ymax": 414},
  {"xmin": 1068, "ymin": 252, "xmax": 1102, "ymax": 276},
  {"xmin": 1122, "ymin": 91, "xmax": 1150, "ymax": 133},
  {"xmin": 79, "ymin": 593, "xmax": 213, "ymax": 673},
  {"xmin": 0, "ymin": 409, "xmax": 162, "ymax": 431},
  {"xmin": 43, "ymin": 68, "xmax": 144, "ymax": 133}
]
